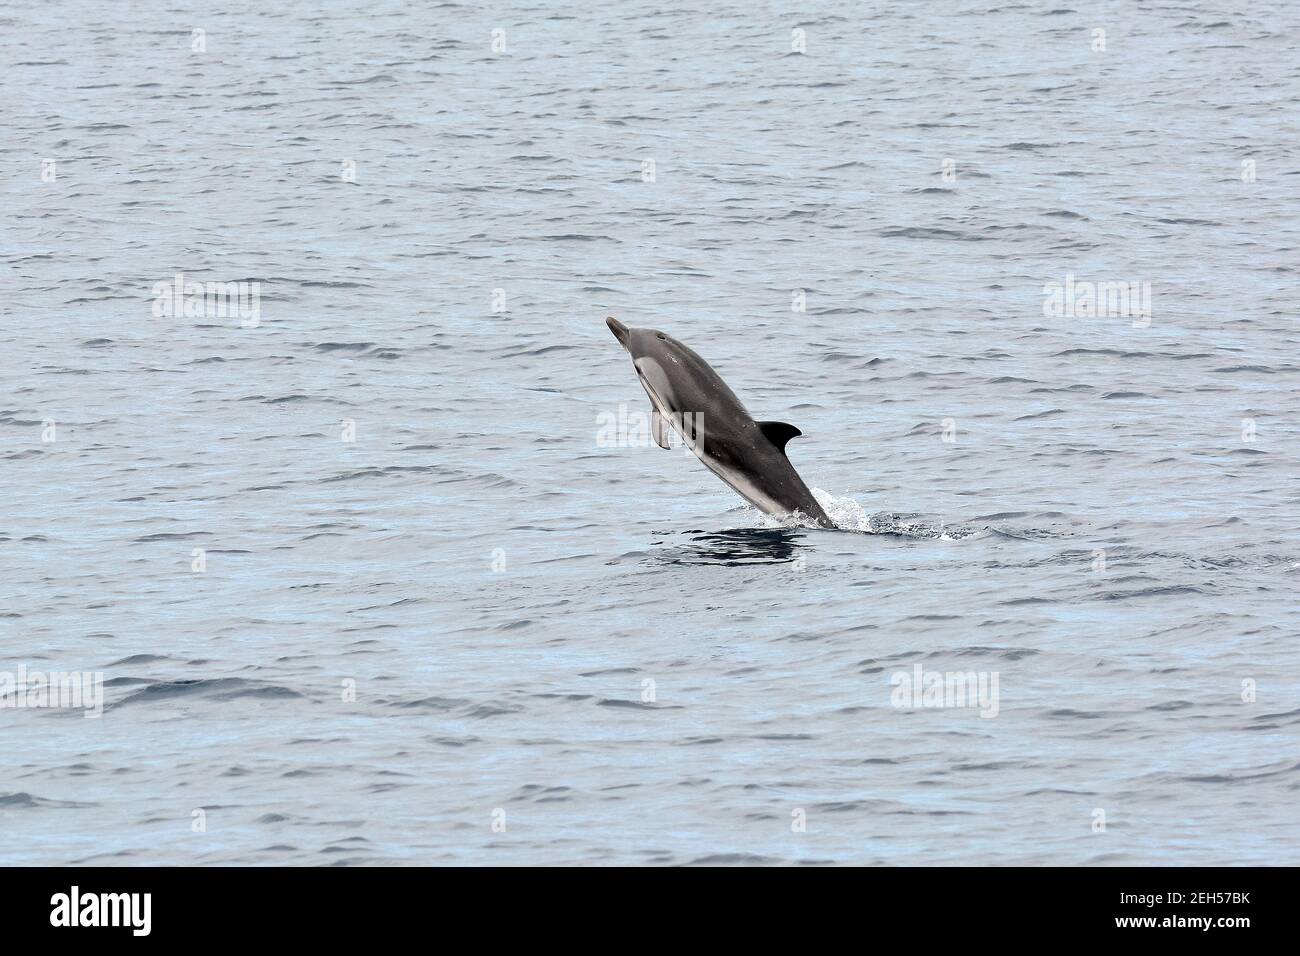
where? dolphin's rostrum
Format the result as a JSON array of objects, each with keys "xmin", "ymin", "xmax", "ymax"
[{"xmin": 606, "ymin": 316, "xmax": 836, "ymax": 529}]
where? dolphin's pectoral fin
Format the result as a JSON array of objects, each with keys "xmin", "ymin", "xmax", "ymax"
[
  {"xmin": 757, "ymin": 421, "xmax": 802, "ymax": 453},
  {"xmin": 651, "ymin": 408, "xmax": 672, "ymax": 450}
]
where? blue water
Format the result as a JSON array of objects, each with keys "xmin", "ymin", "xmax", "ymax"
[{"xmin": 2, "ymin": 0, "xmax": 1298, "ymax": 864}]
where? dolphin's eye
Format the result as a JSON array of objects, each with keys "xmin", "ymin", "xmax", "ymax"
[{"xmin": 656, "ymin": 333, "xmax": 667, "ymax": 340}]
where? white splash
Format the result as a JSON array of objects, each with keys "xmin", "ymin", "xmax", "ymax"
[
  {"xmin": 737, "ymin": 488, "xmax": 873, "ymax": 532},
  {"xmin": 811, "ymin": 488, "xmax": 873, "ymax": 532},
  {"xmin": 738, "ymin": 489, "xmax": 969, "ymax": 538}
]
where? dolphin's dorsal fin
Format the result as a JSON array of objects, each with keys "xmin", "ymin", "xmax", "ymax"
[
  {"xmin": 651, "ymin": 408, "xmax": 672, "ymax": 450},
  {"xmin": 757, "ymin": 420, "xmax": 802, "ymax": 453}
]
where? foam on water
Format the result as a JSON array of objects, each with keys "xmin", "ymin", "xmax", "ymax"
[{"xmin": 743, "ymin": 489, "xmax": 973, "ymax": 538}]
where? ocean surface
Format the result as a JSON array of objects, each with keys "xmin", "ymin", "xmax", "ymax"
[{"xmin": 3, "ymin": 0, "xmax": 1298, "ymax": 865}]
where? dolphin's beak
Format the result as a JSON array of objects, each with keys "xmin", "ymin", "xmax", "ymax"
[{"xmin": 606, "ymin": 316, "xmax": 630, "ymax": 350}]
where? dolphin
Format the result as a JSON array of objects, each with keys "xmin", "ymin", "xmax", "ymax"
[{"xmin": 606, "ymin": 316, "xmax": 836, "ymax": 529}]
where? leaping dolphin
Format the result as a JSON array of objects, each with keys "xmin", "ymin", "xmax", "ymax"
[{"xmin": 606, "ymin": 316, "xmax": 836, "ymax": 529}]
